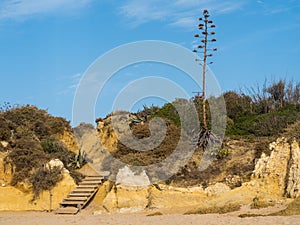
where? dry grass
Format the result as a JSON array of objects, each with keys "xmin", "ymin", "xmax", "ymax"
[
  {"xmin": 284, "ymin": 120, "xmax": 300, "ymax": 143},
  {"xmin": 184, "ymin": 203, "xmax": 241, "ymax": 215},
  {"xmin": 250, "ymin": 201, "xmax": 275, "ymax": 209},
  {"xmin": 270, "ymin": 197, "xmax": 300, "ymax": 216},
  {"xmin": 238, "ymin": 213, "xmax": 265, "ymax": 218},
  {"xmin": 110, "ymin": 121, "xmax": 181, "ymax": 166},
  {"xmin": 146, "ymin": 212, "xmax": 163, "ymax": 216}
]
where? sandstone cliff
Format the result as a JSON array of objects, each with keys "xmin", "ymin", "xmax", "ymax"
[
  {"xmin": 92, "ymin": 115, "xmax": 300, "ymax": 214},
  {"xmin": 0, "ymin": 171, "xmax": 75, "ymax": 211},
  {"xmin": 253, "ymin": 137, "xmax": 300, "ymax": 198}
]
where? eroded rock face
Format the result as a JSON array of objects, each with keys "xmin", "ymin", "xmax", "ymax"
[
  {"xmin": 286, "ymin": 140, "xmax": 300, "ymax": 198},
  {"xmin": 59, "ymin": 130, "xmax": 79, "ymax": 154},
  {"xmin": 96, "ymin": 113, "xmax": 143, "ymax": 152},
  {"xmin": 101, "ymin": 166, "xmax": 151, "ymax": 212},
  {"xmin": 253, "ymin": 153, "xmax": 269, "ymax": 178},
  {"xmin": 253, "ymin": 138, "xmax": 300, "ymax": 198},
  {"xmin": 116, "ymin": 187, "xmax": 149, "ymax": 210},
  {"xmin": 74, "ymin": 124, "xmax": 109, "ymax": 173},
  {"xmin": 266, "ymin": 138, "xmax": 291, "ymax": 193},
  {"xmin": 116, "ymin": 166, "xmax": 150, "ymax": 189},
  {"xmin": 102, "ymin": 188, "xmax": 118, "ymax": 212},
  {"xmin": 204, "ymin": 182, "xmax": 231, "ymax": 197},
  {"xmin": 0, "ymin": 172, "xmax": 76, "ymax": 211},
  {"xmin": 0, "ymin": 152, "xmax": 12, "ymax": 185},
  {"xmin": 97, "ymin": 120, "xmax": 118, "ymax": 151}
]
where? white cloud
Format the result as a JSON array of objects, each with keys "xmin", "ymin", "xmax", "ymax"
[
  {"xmin": 0, "ymin": 0, "xmax": 92, "ymax": 21},
  {"xmin": 119, "ymin": 0, "xmax": 169, "ymax": 27},
  {"xmin": 254, "ymin": 0, "xmax": 300, "ymax": 15},
  {"xmin": 119, "ymin": 0, "xmax": 248, "ymax": 28},
  {"xmin": 170, "ymin": 17, "xmax": 196, "ymax": 29},
  {"xmin": 57, "ymin": 73, "xmax": 82, "ymax": 95}
]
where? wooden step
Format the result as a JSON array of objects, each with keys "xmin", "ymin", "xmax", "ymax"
[
  {"xmin": 72, "ymin": 188, "xmax": 95, "ymax": 193},
  {"xmin": 79, "ymin": 183, "xmax": 101, "ymax": 187},
  {"xmin": 86, "ymin": 175, "xmax": 105, "ymax": 178},
  {"xmin": 68, "ymin": 193, "xmax": 91, "ymax": 197},
  {"xmin": 83, "ymin": 176, "xmax": 103, "ymax": 181},
  {"xmin": 56, "ymin": 174, "xmax": 105, "ymax": 214},
  {"xmin": 64, "ymin": 197, "xmax": 88, "ymax": 201},
  {"xmin": 80, "ymin": 181, "xmax": 102, "ymax": 185},
  {"xmin": 82, "ymin": 179, "xmax": 102, "ymax": 182},
  {"xmin": 60, "ymin": 201, "xmax": 85, "ymax": 206},
  {"xmin": 77, "ymin": 185, "xmax": 97, "ymax": 189},
  {"xmin": 56, "ymin": 207, "xmax": 79, "ymax": 215}
]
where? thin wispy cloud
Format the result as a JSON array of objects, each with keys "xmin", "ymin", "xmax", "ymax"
[
  {"xmin": 221, "ymin": 22, "xmax": 300, "ymax": 53},
  {"xmin": 119, "ymin": 0, "xmax": 248, "ymax": 29},
  {"xmin": 170, "ymin": 17, "xmax": 196, "ymax": 29},
  {"xmin": 0, "ymin": 0, "xmax": 92, "ymax": 21},
  {"xmin": 254, "ymin": 0, "xmax": 300, "ymax": 15},
  {"xmin": 119, "ymin": 0, "xmax": 169, "ymax": 27},
  {"xmin": 57, "ymin": 73, "xmax": 83, "ymax": 95}
]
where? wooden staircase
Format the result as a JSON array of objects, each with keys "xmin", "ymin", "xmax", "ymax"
[{"xmin": 56, "ymin": 175, "xmax": 104, "ymax": 214}]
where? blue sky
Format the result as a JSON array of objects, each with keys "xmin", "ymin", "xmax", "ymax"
[{"xmin": 0, "ymin": 0, "xmax": 299, "ymax": 125}]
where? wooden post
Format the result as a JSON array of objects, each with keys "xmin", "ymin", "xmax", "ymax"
[{"xmin": 49, "ymin": 190, "xmax": 53, "ymax": 212}]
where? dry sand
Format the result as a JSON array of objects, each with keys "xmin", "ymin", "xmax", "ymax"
[{"xmin": 0, "ymin": 210, "xmax": 299, "ymax": 225}]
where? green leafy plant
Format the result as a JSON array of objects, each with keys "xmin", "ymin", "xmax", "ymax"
[
  {"xmin": 41, "ymin": 137, "xmax": 67, "ymax": 153},
  {"xmin": 68, "ymin": 149, "xmax": 87, "ymax": 169},
  {"xmin": 217, "ymin": 148, "xmax": 230, "ymax": 160}
]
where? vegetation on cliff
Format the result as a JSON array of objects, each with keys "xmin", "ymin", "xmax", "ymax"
[
  {"xmin": 96, "ymin": 78, "xmax": 300, "ymax": 187},
  {"xmin": 0, "ymin": 104, "xmax": 82, "ymax": 197},
  {"xmin": 1, "ymin": 78, "xmax": 299, "ymax": 194}
]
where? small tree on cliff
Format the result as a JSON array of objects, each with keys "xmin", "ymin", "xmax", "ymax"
[{"xmin": 29, "ymin": 166, "xmax": 63, "ymax": 212}]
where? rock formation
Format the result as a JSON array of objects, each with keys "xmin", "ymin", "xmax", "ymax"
[
  {"xmin": 0, "ymin": 158, "xmax": 76, "ymax": 211},
  {"xmin": 253, "ymin": 138, "xmax": 300, "ymax": 198},
  {"xmin": 59, "ymin": 130, "xmax": 79, "ymax": 154},
  {"xmin": 116, "ymin": 166, "xmax": 150, "ymax": 189},
  {"xmin": 204, "ymin": 182, "xmax": 231, "ymax": 197},
  {"xmin": 286, "ymin": 140, "xmax": 300, "ymax": 198}
]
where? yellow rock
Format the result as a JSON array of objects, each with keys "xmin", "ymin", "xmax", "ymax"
[
  {"xmin": 150, "ymin": 185, "xmax": 207, "ymax": 209},
  {"xmin": 97, "ymin": 120, "xmax": 118, "ymax": 151},
  {"xmin": 93, "ymin": 180, "xmax": 113, "ymax": 205},
  {"xmin": 116, "ymin": 186, "xmax": 149, "ymax": 209},
  {"xmin": 59, "ymin": 130, "xmax": 79, "ymax": 154},
  {"xmin": 0, "ymin": 152, "xmax": 12, "ymax": 185},
  {"xmin": 0, "ymin": 172, "xmax": 75, "ymax": 211},
  {"xmin": 102, "ymin": 188, "xmax": 118, "ymax": 212}
]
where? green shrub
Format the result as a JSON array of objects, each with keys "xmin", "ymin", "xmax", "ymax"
[
  {"xmin": 217, "ymin": 148, "xmax": 230, "ymax": 160},
  {"xmin": 7, "ymin": 150, "xmax": 49, "ymax": 186},
  {"xmin": 29, "ymin": 166, "xmax": 63, "ymax": 199},
  {"xmin": 0, "ymin": 117, "xmax": 11, "ymax": 141},
  {"xmin": 1, "ymin": 104, "xmax": 71, "ymax": 139},
  {"xmin": 0, "ymin": 104, "xmax": 76, "ymax": 189},
  {"xmin": 41, "ymin": 137, "xmax": 67, "ymax": 153},
  {"xmin": 284, "ymin": 120, "xmax": 300, "ymax": 143},
  {"xmin": 226, "ymin": 109, "xmax": 300, "ymax": 137},
  {"xmin": 152, "ymin": 103, "xmax": 181, "ymax": 127}
]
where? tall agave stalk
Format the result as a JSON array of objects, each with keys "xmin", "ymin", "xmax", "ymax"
[{"xmin": 193, "ymin": 9, "xmax": 218, "ymax": 150}]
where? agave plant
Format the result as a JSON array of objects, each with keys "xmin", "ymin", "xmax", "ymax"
[
  {"xmin": 68, "ymin": 148, "xmax": 87, "ymax": 169},
  {"xmin": 192, "ymin": 10, "xmax": 220, "ymax": 150}
]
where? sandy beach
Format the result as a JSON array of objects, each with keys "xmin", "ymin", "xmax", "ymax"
[{"xmin": 0, "ymin": 211, "xmax": 299, "ymax": 225}]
